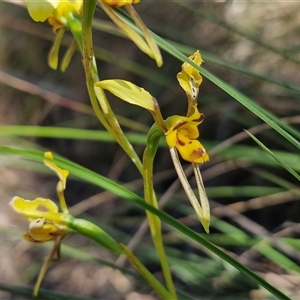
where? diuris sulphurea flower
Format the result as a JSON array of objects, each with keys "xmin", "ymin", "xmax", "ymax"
[
  {"xmin": 10, "ymin": 197, "xmax": 69, "ymax": 243},
  {"xmin": 10, "ymin": 152, "xmax": 72, "ymax": 296},
  {"xmin": 10, "ymin": 152, "xmax": 127, "ymax": 296},
  {"xmin": 24, "ymin": 0, "xmax": 162, "ymax": 68},
  {"xmin": 96, "ymin": 51, "xmax": 209, "ymax": 165},
  {"xmin": 10, "ymin": 152, "xmax": 70, "ymax": 242},
  {"xmin": 96, "ymin": 51, "xmax": 211, "ymax": 232},
  {"xmin": 165, "ymin": 107, "xmax": 209, "ymax": 164}
]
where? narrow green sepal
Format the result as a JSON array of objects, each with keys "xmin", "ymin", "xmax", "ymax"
[
  {"xmin": 48, "ymin": 27, "xmax": 66, "ymax": 70},
  {"xmin": 61, "ymin": 39, "xmax": 78, "ymax": 72},
  {"xmin": 70, "ymin": 218, "xmax": 124, "ymax": 254}
]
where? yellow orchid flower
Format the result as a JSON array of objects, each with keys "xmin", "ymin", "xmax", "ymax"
[
  {"xmin": 10, "ymin": 152, "xmax": 71, "ymax": 242},
  {"xmin": 10, "ymin": 197, "xmax": 69, "ymax": 243},
  {"xmin": 10, "ymin": 151, "xmax": 73, "ymax": 296},
  {"xmin": 165, "ymin": 107, "xmax": 209, "ymax": 164},
  {"xmin": 97, "ymin": 51, "xmax": 208, "ymax": 164}
]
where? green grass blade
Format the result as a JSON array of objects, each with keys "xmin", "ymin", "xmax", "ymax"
[
  {"xmin": 246, "ymin": 131, "xmax": 300, "ymax": 181},
  {"xmin": 0, "ymin": 282, "xmax": 95, "ymax": 300},
  {"xmin": 0, "ymin": 125, "xmax": 148, "ymax": 144}
]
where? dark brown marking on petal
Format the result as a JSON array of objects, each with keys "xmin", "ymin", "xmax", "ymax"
[
  {"xmin": 177, "ymin": 138, "xmax": 185, "ymax": 146},
  {"xmin": 192, "ymin": 147, "xmax": 206, "ymax": 157},
  {"xmin": 173, "ymin": 121, "xmax": 187, "ymax": 131},
  {"xmin": 193, "ymin": 113, "xmax": 205, "ymax": 123}
]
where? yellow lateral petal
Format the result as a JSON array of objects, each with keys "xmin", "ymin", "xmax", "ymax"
[
  {"xmin": 96, "ymin": 79, "xmax": 155, "ymax": 112},
  {"xmin": 179, "ymin": 108, "xmax": 204, "ymax": 139},
  {"xmin": 10, "ymin": 197, "xmax": 58, "ymax": 218},
  {"xmin": 44, "ymin": 152, "xmax": 69, "ymax": 189},
  {"xmin": 48, "ymin": 27, "xmax": 66, "ymax": 70},
  {"xmin": 165, "ymin": 128, "xmax": 177, "ymax": 148},
  {"xmin": 25, "ymin": 0, "xmax": 59, "ymax": 22}
]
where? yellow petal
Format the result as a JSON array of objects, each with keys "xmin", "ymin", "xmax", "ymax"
[
  {"xmin": 54, "ymin": 0, "xmax": 83, "ymax": 19},
  {"xmin": 25, "ymin": 0, "xmax": 59, "ymax": 22},
  {"xmin": 24, "ymin": 232, "xmax": 39, "ymax": 242},
  {"xmin": 96, "ymin": 80, "xmax": 155, "ymax": 112},
  {"xmin": 179, "ymin": 108, "xmax": 204, "ymax": 139},
  {"xmin": 29, "ymin": 218, "xmax": 56, "ymax": 242},
  {"xmin": 44, "ymin": 152, "xmax": 69, "ymax": 189},
  {"xmin": 25, "ymin": 218, "xmax": 65, "ymax": 242},
  {"xmin": 165, "ymin": 108, "xmax": 203, "ymax": 140},
  {"xmin": 177, "ymin": 51, "xmax": 203, "ymax": 100},
  {"xmin": 10, "ymin": 197, "xmax": 59, "ymax": 219},
  {"xmin": 176, "ymin": 132, "xmax": 209, "ymax": 163},
  {"xmin": 165, "ymin": 128, "xmax": 177, "ymax": 148}
]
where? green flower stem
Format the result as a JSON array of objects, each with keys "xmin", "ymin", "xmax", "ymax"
[
  {"xmin": 81, "ymin": 1, "xmax": 143, "ymax": 174},
  {"xmin": 143, "ymin": 124, "xmax": 177, "ymax": 299}
]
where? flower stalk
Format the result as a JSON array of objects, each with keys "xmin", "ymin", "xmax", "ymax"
[
  {"xmin": 82, "ymin": 0, "xmax": 144, "ymax": 173},
  {"xmin": 143, "ymin": 124, "xmax": 177, "ymax": 298}
]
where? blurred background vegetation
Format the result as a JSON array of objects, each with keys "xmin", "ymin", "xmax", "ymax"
[{"xmin": 1, "ymin": 1, "xmax": 300, "ymax": 299}]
